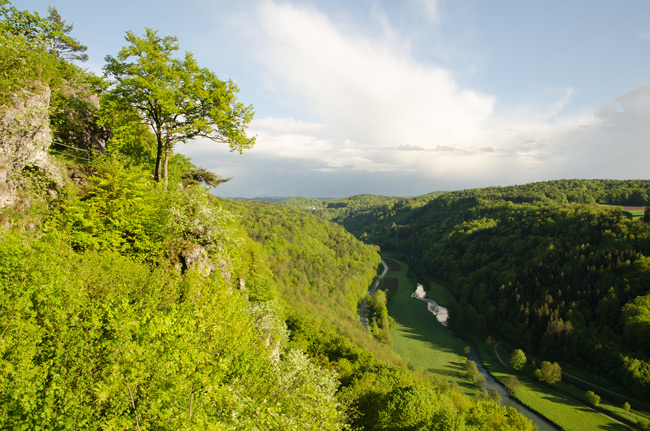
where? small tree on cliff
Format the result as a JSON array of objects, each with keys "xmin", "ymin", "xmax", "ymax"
[
  {"xmin": 0, "ymin": 1, "xmax": 87, "ymax": 61},
  {"xmin": 103, "ymin": 28, "xmax": 255, "ymax": 185}
]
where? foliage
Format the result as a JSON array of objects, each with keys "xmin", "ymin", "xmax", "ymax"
[
  {"xmin": 585, "ymin": 391, "xmax": 601, "ymax": 407},
  {"xmin": 535, "ymin": 361, "xmax": 562, "ymax": 385},
  {"xmin": 0, "ymin": 0, "xmax": 103, "ymax": 158},
  {"xmin": 55, "ymin": 159, "xmax": 173, "ymax": 260},
  {"xmin": 181, "ymin": 166, "xmax": 231, "ymax": 189},
  {"xmin": 220, "ymin": 198, "xmax": 381, "ymax": 346},
  {"xmin": 509, "ymin": 349, "xmax": 527, "ymax": 371},
  {"xmin": 0, "ymin": 229, "xmax": 348, "ymax": 429},
  {"xmin": 465, "ymin": 360, "xmax": 486, "ymax": 390},
  {"xmin": 103, "ymin": 28, "xmax": 255, "ymax": 183},
  {"xmin": 0, "ymin": 31, "xmax": 57, "ymax": 103},
  {"xmin": 368, "ymin": 289, "xmax": 392, "ymax": 344},
  {"xmin": 328, "ymin": 179, "xmax": 650, "ymax": 399},
  {"xmin": 42, "ymin": 6, "xmax": 88, "ymax": 61},
  {"xmin": 504, "ymin": 375, "xmax": 521, "ymax": 396},
  {"xmin": 99, "ymin": 97, "xmax": 156, "ymax": 164},
  {"xmin": 0, "ymin": 1, "xmax": 87, "ymax": 62}
]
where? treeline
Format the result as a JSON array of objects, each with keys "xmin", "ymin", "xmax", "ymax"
[{"xmin": 335, "ymin": 180, "xmax": 650, "ymax": 400}]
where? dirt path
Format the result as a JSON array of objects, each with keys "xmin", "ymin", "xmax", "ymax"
[{"xmin": 359, "ymin": 258, "xmax": 388, "ymax": 329}]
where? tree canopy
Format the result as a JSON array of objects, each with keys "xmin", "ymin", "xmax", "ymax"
[
  {"xmin": 103, "ymin": 28, "xmax": 255, "ymax": 184},
  {"xmin": 535, "ymin": 361, "xmax": 562, "ymax": 385},
  {"xmin": 509, "ymin": 349, "xmax": 527, "ymax": 371},
  {"xmin": 0, "ymin": 1, "xmax": 87, "ymax": 61}
]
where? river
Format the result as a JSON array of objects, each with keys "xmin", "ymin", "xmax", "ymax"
[{"xmin": 413, "ymin": 283, "xmax": 558, "ymax": 431}]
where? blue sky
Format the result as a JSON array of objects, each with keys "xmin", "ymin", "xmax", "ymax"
[{"xmin": 16, "ymin": 0, "xmax": 650, "ymax": 197}]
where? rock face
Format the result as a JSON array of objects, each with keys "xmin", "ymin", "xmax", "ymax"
[
  {"xmin": 52, "ymin": 87, "xmax": 111, "ymax": 152},
  {"xmin": 180, "ymin": 244, "xmax": 215, "ymax": 275},
  {"xmin": 0, "ymin": 82, "xmax": 53, "ymax": 208}
]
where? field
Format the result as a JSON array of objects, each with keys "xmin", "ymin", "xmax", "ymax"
[
  {"xmin": 383, "ymin": 277, "xmax": 398, "ymax": 294},
  {"xmin": 383, "ymin": 257, "xmax": 402, "ymax": 271},
  {"xmin": 473, "ymin": 339, "xmax": 640, "ymax": 431},
  {"xmin": 384, "ymin": 258, "xmax": 477, "ymax": 396},
  {"xmin": 601, "ymin": 204, "xmax": 648, "ymax": 220},
  {"xmin": 383, "ymin": 255, "xmax": 650, "ymax": 430}
]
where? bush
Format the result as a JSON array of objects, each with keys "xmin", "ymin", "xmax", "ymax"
[
  {"xmin": 585, "ymin": 391, "xmax": 601, "ymax": 407},
  {"xmin": 505, "ymin": 375, "xmax": 521, "ymax": 396},
  {"xmin": 509, "ymin": 349, "xmax": 527, "ymax": 371},
  {"xmin": 0, "ymin": 32, "xmax": 57, "ymax": 103},
  {"xmin": 535, "ymin": 361, "xmax": 562, "ymax": 385}
]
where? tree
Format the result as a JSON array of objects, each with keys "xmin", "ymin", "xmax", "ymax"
[
  {"xmin": 623, "ymin": 401, "xmax": 631, "ymax": 412},
  {"xmin": 103, "ymin": 28, "xmax": 255, "ymax": 185},
  {"xmin": 535, "ymin": 361, "xmax": 562, "ymax": 385},
  {"xmin": 465, "ymin": 360, "xmax": 485, "ymax": 389},
  {"xmin": 505, "ymin": 375, "xmax": 521, "ymax": 396},
  {"xmin": 465, "ymin": 359, "xmax": 479, "ymax": 381},
  {"xmin": 0, "ymin": 1, "xmax": 87, "ymax": 61},
  {"xmin": 0, "ymin": 0, "xmax": 47, "ymax": 39},
  {"xmin": 45, "ymin": 6, "xmax": 88, "ymax": 61},
  {"xmin": 181, "ymin": 166, "xmax": 231, "ymax": 189},
  {"xmin": 509, "ymin": 349, "xmax": 527, "ymax": 371},
  {"xmin": 585, "ymin": 391, "xmax": 600, "ymax": 407}
]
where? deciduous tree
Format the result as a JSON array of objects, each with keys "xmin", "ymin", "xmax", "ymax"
[
  {"xmin": 103, "ymin": 28, "xmax": 255, "ymax": 185},
  {"xmin": 585, "ymin": 391, "xmax": 600, "ymax": 407},
  {"xmin": 535, "ymin": 361, "xmax": 562, "ymax": 385},
  {"xmin": 0, "ymin": 1, "xmax": 87, "ymax": 61},
  {"xmin": 509, "ymin": 349, "xmax": 527, "ymax": 371},
  {"xmin": 505, "ymin": 375, "xmax": 521, "ymax": 396}
]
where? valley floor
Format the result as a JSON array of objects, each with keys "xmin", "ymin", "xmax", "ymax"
[{"xmin": 381, "ymin": 256, "xmax": 646, "ymax": 431}]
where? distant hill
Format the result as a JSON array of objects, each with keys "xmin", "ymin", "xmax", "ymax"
[{"xmin": 326, "ymin": 178, "xmax": 650, "ymax": 401}]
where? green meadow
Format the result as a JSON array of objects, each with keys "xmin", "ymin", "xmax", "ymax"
[
  {"xmin": 473, "ymin": 339, "xmax": 636, "ymax": 431},
  {"xmin": 383, "ymin": 258, "xmax": 477, "ymax": 396},
  {"xmin": 383, "ymin": 256, "xmax": 648, "ymax": 430}
]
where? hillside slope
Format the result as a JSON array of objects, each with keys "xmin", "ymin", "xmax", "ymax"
[{"xmin": 333, "ymin": 180, "xmax": 650, "ymax": 401}]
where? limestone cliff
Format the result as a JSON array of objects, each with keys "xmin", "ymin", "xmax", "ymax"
[{"xmin": 0, "ymin": 82, "xmax": 54, "ymax": 208}]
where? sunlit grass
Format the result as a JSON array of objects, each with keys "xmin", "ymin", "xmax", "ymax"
[
  {"xmin": 473, "ymin": 340, "xmax": 631, "ymax": 431},
  {"xmin": 384, "ymin": 258, "xmax": 476, "ymax": 396}
]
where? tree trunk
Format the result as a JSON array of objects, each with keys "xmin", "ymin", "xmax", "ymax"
[
  {"xmin": 154, "ymin": 132, "xmax": 164, "ymax": 181},
  {"xmin": 163, "ymin": 141, "xmax": 169, "ymax": 189}
]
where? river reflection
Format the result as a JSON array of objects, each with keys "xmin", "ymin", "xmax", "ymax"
[{"xmin": 411, "ymin": 284, "xmax": 449, "ymax": 326}]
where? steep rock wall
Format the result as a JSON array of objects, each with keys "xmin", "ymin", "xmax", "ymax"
[{"xmin": 0, "ymin": 82, "xmax": 54, "ymax": 208}]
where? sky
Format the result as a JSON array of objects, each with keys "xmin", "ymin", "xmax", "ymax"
[{"xmin": 16, "ymin": 0, "xmax": 650, "ymax": 198}]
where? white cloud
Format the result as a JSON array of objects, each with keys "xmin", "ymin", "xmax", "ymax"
[
  {"xmin": 255, "ymin": 1, "xmax": 494, "ymax": 150},
  {"xmin": 239, "ymin": 1, "xmax": 626, "ymax": 187},
  {"xmin": 179, "ymin": 2, "xmax": 650, "ymax": 197},
  {"xmin": 413, "ymin": 0, "xmax": 440, "ymax": 25}
]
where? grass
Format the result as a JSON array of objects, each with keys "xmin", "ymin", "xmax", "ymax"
[
  {"xmin": 473, "ymin": 339, "xmax": 634, "ymax": 431},
  {"xmin": 559, "ymin": 361, "xmax": 650, "ymax": 414},
  {"xmin": 383, "ymin": 258, "xmax": 477, "ymax": 397},
  {"xmin": 494, "ymin": 344, "xmax": 650, "ymax": 430},
  {"xmin": 383, "ymin": 255, "xmax": 648, "ymax": 430}
]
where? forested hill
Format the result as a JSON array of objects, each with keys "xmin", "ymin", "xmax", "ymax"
[
  {"xmin": 328, "ymin": 179, "xmax": 650, "ymax": 400},
  {"xmin": 0, "ymin": 2, "xmax": 535, "ymax": 428}
]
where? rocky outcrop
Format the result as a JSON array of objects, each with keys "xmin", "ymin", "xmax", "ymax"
[
  {"xmin": 180, "ymin": 244, "xmax": 215, "ymax": 275},
  {"xmin": 0, "ymin": 82, "xmax": 54, "ymax": 208},
  {"xmin": 51, "ymin": 86, "xmax": 111, "ymax": 152}
]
